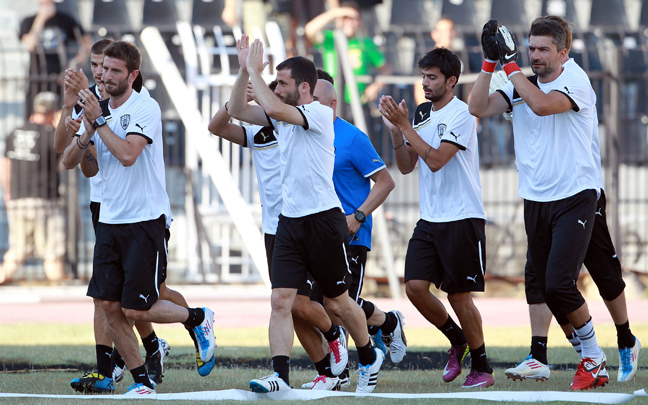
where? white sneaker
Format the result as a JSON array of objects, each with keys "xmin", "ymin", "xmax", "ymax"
[
  {"xmin": 309, "ymin": 375, "xmax": 340, "ymax": 390},
  {"xmin": 618, "ymin": 337, "xmax": 641, "ymax": 382},
  {"xmin": 355, "ymin": 348, "xmax": 384, "ymax": 393},
  {"xmin": 505, "ymin": 355, "xmax": 550, "ymax": 381},
  {"xmin": 249, "ymin": 372, "xmax": 291, "ymax": 393},
  {"xmin": 193, "ymin": 307, "xmax": 216, "ymax": 362},
  {"xmin": 328, "ymin": 326, "xmax": 348, "ymax": 376},
  {"xmin": 112, "ymin": 363, "xmax": 127, "ymax": 383},
  {"xmin": 382, "ymin": 310, "xmax": 407, "ymax": 363},
  {"xmin": 123, "ymin": 382, "xmax": 156, "ymax": 397}
]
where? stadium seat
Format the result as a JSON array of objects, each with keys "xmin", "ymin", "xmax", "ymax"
[
  {"xmin": 541, "ymin": 0, "xmax": 581, "ymax": 31},
  {"xmin": 54, "ymin": 0, "xmax": 80, "ymax": 25},
  {"xmin": 590, "ymin": 0, "xmax": 627, "ymax": 29},
  {"xmin": 490, "ymin": 0, "xmax": 527, "ymax": 30},
  {"xmin": 143, "ymin": 0, "xmax": 180, "ymax": 32},
  {"xmin": 92, "ymin": 0, "xmax": 135, "ymax": 37},
  {"xmin": 441, "ymin": 0, "xmax": 477, "ymax": 33},
  {"xmin": 640, "ymin": 0, "xmax": 648, "ymax": 28},
  {"xmin": 389, "ymin": 0, "xmax": 433, "ymax": 33},
  {"xmin": 191, "ymin": 0, "xmax": 226, "ymax": 29}
]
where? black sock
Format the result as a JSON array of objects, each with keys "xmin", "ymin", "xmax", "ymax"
[
  {"xmin": 112, "ymin": 347, "xmax": 126, "ymax": 369},
  {"xmin": 530, "ymin": 336, "xmax": 548, "ymax": 365},
  {"xmin": 438, "ymin": 316, "xmax": 467, "ymax": 347},
  {"xmin": 185, "ymin": 325, "xmax": 199, "ymax": 351},
  {"xmin": 615, "ymin": 321, "xmax": 635, "ymax": 349},
  {"xmin": 96, "ymin": 345, "xmax": 113, "ymax": 377},
  {"xmin": 141, "ymin": 331, "xmax": 159, "ymax": 356},
  {"xmin": 379, "ymin": 311, "xmax": 397, "ymax": 335},
  {"xmin": 272, "ymin": 355, "xmax": 290, "ymax": 385},
  {"xmin": 321, "ymin": 324, "xmax": 340, "ymax": 343},
  {"xmin": 183, "ymin": 307, "xmax": 205, "ymax": 328},
  {"xmin": 368, "ymin": 325, "xmax": 380, "ymax": 335},
  {"xmin": 356, "ymin": 340, "xmax": 376, "ymax": 366},
  {"xmin": 130, "ymin": 365, "xmax": 153, "ymax": 388},
  {"xmin": 469, "ymin": 344, "xmax": 493, "ymax": 374},
  {"xmin": 314, "ymin": 354, "xmax": 335, "ymax": 378}
]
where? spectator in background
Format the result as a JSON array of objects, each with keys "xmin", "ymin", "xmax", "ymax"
[
  {"xmin": 1, "ymin": 92, "xmax": 65, "ymax": 284},
  {"xmin": 415, "ymin": 18, "xmax": 459, "ymax": 105},
  {"xmin": 222, "ymin": 0, "xmax": 270, "ymax": 41},
  {"xmin": 20, "ymin": 0, "xmax": 91, "ymax": 118}
]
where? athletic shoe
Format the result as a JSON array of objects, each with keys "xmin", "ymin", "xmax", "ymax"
[
  {"xmin": 70, "ymin": 371, "xmax": 114, "ymax": 393},
  {"xmin": 307, "ymin": 375, "xmax": 341, "ymax": 390},
  {"xmin": 123, "ymin": 382, "xmax": 156, "ymax": 397},
  {"xmin": 443, "ymin": 343, "xmax": 469, "ymax": 383},
  {"xmin": 195, "ymin": 350, "xmax": 216, "ymax": 377},
  {"xmin": 328, "ymin": 326, "xmax": 348, "ymax": 376},
  {"xmin": 618, "ymin": 337, "xmax": 641, "ymax": 382},
  {"xmin": 145, "ymin": 338, "xmax": 170, "ymax": 384},
  {"xmin": 504, "ymin": 355, "xmax": 550, "ymax": 381},
  {"xmin": 462, "ymin": 370, "xmax": 495, "ymax": 388},
  {"xmin": 249, "ymin": 372, "xmax": 291, "ymax": 393},
  {"xmin": 570, "ymin": 353, "xmax": 609, "ymax": 390},
  {"xmin": 372, "ymin": 330, "xmax": 388, "ymax": 356},
  {"xmin": 355, "ymin": 347, "xmax": 385, "ymax": 393},
  {"xmin": 338, "ymin": 369, "xmax": 350, "ymax": 389},
  {"xmin": 112, "ymin": 363, "xmax": 127, "ymax": 384},
  {"xmin": 381, "ymin": 310, "xmax": 407, "ymax": 363},
  {"xmin": 193, "ymin": 307, "xmax": 216, "ymax": 362}
]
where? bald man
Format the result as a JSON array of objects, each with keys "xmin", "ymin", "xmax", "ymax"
[{"xmin": 296, "ymin": 78, "xmax": 404, "ymax": 390}]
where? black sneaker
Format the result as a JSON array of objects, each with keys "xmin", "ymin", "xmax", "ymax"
[{"xmin": 145, "ymin": 338, "xmax": 170, "ymax": 384}]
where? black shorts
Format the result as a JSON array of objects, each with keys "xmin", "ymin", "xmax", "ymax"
[
  {"xmin": 90, "ymin": 202, "xmax": 101, "ymax": 235},
  {"xmin": 265, "ymin": 233, "xmax": 275, "ymax": 280},
  {"xmin": 524, "ymin": 189, "xmax": 597, "ymax": 317},
  {"xmin": 525, "ymin": 190, "xmax": 625, "ymax": 306},
  {"xmin": 271, "ymin": 208, "xmax": 350, "ymax": 299},
  {"xmin": 310, "ymin": 244, "xmax": 368, "ymax": 304},
  {"xmin": 87, "ymin": 215, "xmax": 168, "ymax": 310},
  {"xmin": 404, "ymin": 218, "xmax": 486, "ymax": 294}
]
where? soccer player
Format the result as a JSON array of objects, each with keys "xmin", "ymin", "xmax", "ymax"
[
  {"xmin": 61, "ymin": 41, "xmax": 216, "ymax": 396},
  {"xmin": 469, "ymin": 17, "xmax": 608, "ymax": 390},
  {"xmin": 379, "ymin": 47, "xmax": 494, "ymax": 388},
  {"xmin": 497, "ymin": 17, "xmax": 640, "ymax": 383},
  {"xmin": 228, "ymin": 35, "xmax": 383, "ymax": 393}
]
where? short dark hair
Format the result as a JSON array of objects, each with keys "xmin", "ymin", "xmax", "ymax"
[
  {"xmin": 276, "ymin": 56, "xmax": 317, "ymax": 96},
  {"xmin": 417, "ymin": 47, "xmax": 461, "ymax": 88},
  {"xmin": 317, "ymin": 68, "xmax": 334, "ymax": 85},
  {"xmin": 529, "ymin": 17, "xmax": 568, "ymax": 51},
  {"xmin": 539, "ymin": 15, "xmax": 572, "ymax": 51},
  {"xmin": 90, "ymin": 38, "xmax": 114, "ymax": 55},
  {"xmin": 103, "ymin": 41, "xmax": 142, "ymax": 74}
]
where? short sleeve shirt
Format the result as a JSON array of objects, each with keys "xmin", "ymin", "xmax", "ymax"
[
  {"xmin": 243, "ymin": 125, "xmax": 282, "ymax": 234},
  {"xmin": 332, "ymin": 117, "xmax": 386, "ymax": 249},
  {"xmin": 497, "ymin": 61, "xmax": 600, "ymax": 201},
  {"xmin": 412, "ymin": 97, "xmax": 485, "ymax": 222},
  {"xmin": 73, "ymin": 84, "xmax": 103, "ymax": 203},
  {"xmin": 267, "ymin": 101, "xmax": 342, "ymax": 217}
]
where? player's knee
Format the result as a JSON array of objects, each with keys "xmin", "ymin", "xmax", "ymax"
[
  {"xmin": 123, "ymin": 308, "xmax": 146, "ymax": 322},
  {"xmin": 271, "ymin": 289, "xmax": 295, "ymax": 314},
  {"xmin": 405, "ymin": 281, "xmax": 427, "ymax": 301},
  {"xmin": 447, "ymin": 292, "xmax": 471, "ymax": 308},
  {"xmin": 290, "ymin": 299, "xmax": 309, "ymax": 320}
]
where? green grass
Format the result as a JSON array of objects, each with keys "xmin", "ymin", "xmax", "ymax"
[{"xmin": 1, "ymin": 323, "xmax": 647, "ymax": 404}]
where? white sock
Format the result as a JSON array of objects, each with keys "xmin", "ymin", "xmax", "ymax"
[
  {"xmin": 566, "ymin": 332, "xmax": 583, "ymax": 359},
  {"xmin": 574, "ymin": 318, "xmax": 604, "ymax": 359}
]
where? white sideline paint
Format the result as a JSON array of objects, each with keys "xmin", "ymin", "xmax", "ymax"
[{"xmin": 0, "ymin": 389, "xmax": 641, "ymax": 402}]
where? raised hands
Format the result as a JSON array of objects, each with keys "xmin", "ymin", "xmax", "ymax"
[
  {"xmin": 496, "ymin": 26, "xmax": 518, "ymax": 66},
  {"xmin": 77, "ymin": 89, "xmax": 101, "ymax": 123},
  {"xmin": 379, "ymin": 95, "xmax": 410, "ymax": 130},
  {"xmin": 63, "ymin": 68, "xmax": 89, "ymax": 108},
  {"xmin": 246, "ymin": 39, "xmax": 268, "ymax": 74},
  {"xmin": 481, "ymin": 20, "xmax": 500, "ymax": 62},
  {"xmin": 237, "ymin": 34, "xmax": 250, "ymax": 72},
  {"xmin": 65, "ymin": 115, "xmax": 82, "ymax": 136}
]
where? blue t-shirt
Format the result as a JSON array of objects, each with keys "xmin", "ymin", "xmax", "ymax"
[{"xmin": 332, "ymin": 117, "xmax": 386, "ymax": 250}]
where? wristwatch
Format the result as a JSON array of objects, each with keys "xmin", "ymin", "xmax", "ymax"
[
  {"xmin": 93, "ymin": 116, "xmax": 107, "ymax": 129},
  {"xmin": 354, "ymin": 210, "xmax": 366, "ymax": 223}
]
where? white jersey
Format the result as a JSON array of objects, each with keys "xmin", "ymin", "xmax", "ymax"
[
  {"xmin": 498, "ymin": 60, "xmax": 600, "ymax": 202},
  {"xmin": 268, "ymin": 101, "xmax": 342, "ymax": 218},
  {"xmin": 244, "ymin": 124, "xmax": 282, "ymax": 234},
  {"xmin": 411, "ymin": 97, "xmax": 486, "ymax": 222},
  {"xmin": 88, "ymin": 89, "xmax": 171, "ymax": 226}
]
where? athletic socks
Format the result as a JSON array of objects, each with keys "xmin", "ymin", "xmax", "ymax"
[
  {"xmin": 438, "ymin": 315, "xmax": 467, "ymax": 347},
  {"xmin": 566, "ymin": 332, "xmax": 583, "ymax": 358},
  {"xmin": 272, "ymin": 355, "xmax": 290, "ymax": 385},
  {"xmin": 615, "ymin": 320, "xmax": 635, "ymax": 349},
  {"xmin": 574, "ymin": 317, "xmax": 603, "ymax": 359},
  {"xmin": 141, "ymin": 331, "xmax": 159, "ymax": 356},
  {"xmin": 314, "ymin": 354, "xmax": 336, "ymax": 378},
  {"xmin": 469, "ymin": 343, "xmax": 493, "ymax": 374},
  {"xmin": 130, "ymin": 365, "xmax": 153, "ymax": 388},
  {"xmin": 185, "ymin": 325, "xmax": 199, "ymax": 351},
  {"xmin": 112, "ymin": 347, "xmax": 126, "ymax": 369},
  {"xmin": 530, "ymin": 336, "xmax": 548, "ymax": 365},
  {"xmin": 183, "ymin": 307, "xmax": 205, "ymax": 328},
  {"xmin": 96, "ymin": 344, "xmax": 113, "ymax": 377},
  {"xmin": 357, "ymin": 340, "xmax": 377, "ymax": 366},
  {"xmin": 378, "ymin": 311, "xmax": 398, "ymax": 335},
  {"xmin": 322, "ymin": 324, "xmax": 340, "ymax": 343}
]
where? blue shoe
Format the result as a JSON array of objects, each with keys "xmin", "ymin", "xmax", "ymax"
[
  {"xmin": 193, "ymin": 307, "xmax": 216, "ymax": 362},
  {"xmin": 70, "ymin": 371, "xmax": 114, "ymax": 393},
  {"xmin": 372, "ymin": 329, "xmax": 387, "ymax": 356},
  {"xmin": 196, "ymin": 350, "xmax": 216, "ymax": 376},
  {"xmin": 618, "ymin": 337, "xmax": 640, "ymax": 382}
]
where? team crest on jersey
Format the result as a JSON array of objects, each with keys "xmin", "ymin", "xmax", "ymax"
[
  {"xmin": 437, "ymin": 123, "xmax": 447, "ymax": 139},
  {"xmin": 120, "ymin": 114, "xmax": 130, "ymax": 130}
]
